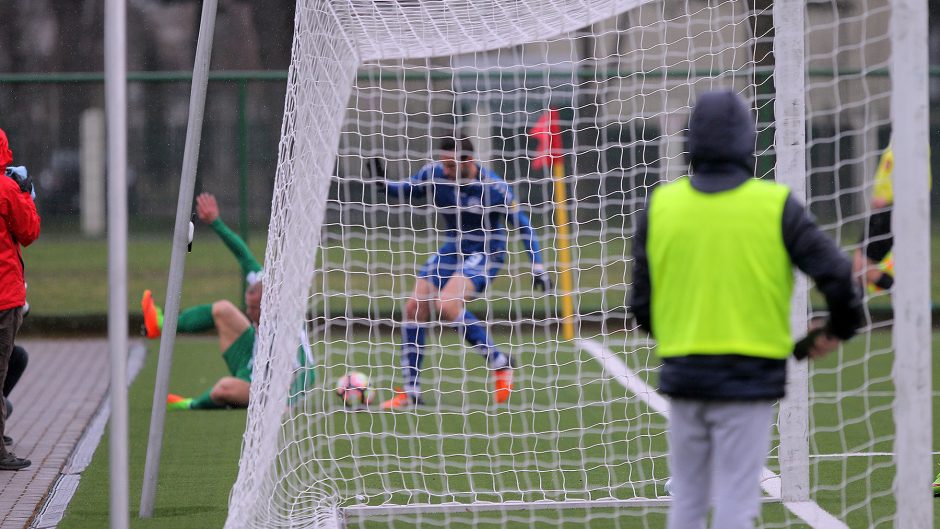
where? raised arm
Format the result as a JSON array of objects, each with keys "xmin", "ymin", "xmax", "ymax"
[
  {"xmin": 381, "ymin": 163, "xmax": 432, "ymax": 201},
  {"xmin": 196, "ymin": 192, "xmax": 262, "ymax": 275}
]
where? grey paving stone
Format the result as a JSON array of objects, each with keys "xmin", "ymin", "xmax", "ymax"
[{"xmin": 0, "ymin": 339, "xmax": 136, "ymax": 529}]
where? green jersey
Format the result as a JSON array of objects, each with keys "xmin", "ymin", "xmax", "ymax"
[{"xmin": 210, "ymin": 218, "xmax": 316, "ymax": 399}]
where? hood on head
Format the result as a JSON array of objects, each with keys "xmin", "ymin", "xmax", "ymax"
[
  {"xmin": 0, "ymin": 128, "xmax": 12, "ymax": 172},
  {"xmin": 687, "ymin": 90, "xmax": 756, "ymax": 175}
]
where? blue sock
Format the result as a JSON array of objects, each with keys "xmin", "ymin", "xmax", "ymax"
[
  {"xmin": 401, "ymin": 324, "xmax": 425, "ymax": 396},
  {"xmin": 455, "ymin": 309, "xmax": 509, "ymax": 369}
]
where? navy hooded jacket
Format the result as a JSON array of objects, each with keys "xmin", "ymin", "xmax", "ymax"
[{"xmin": 629, "ymin": 91, "xmax": 863, "ymax": 400}]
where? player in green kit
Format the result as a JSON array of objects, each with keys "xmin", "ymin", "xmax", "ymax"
[{"xmin": 142, "ymin": 193, "xmax": 315, "ymax": 410}]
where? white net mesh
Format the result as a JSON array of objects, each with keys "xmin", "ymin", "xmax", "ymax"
[{"xmin": 224, "ymin": 1, "xmax": 926, "ymax": 528}]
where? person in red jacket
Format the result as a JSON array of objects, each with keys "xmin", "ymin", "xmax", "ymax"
[{"xmin": 0, "ymin": 128, "xmax": 40, "ymax": 471}]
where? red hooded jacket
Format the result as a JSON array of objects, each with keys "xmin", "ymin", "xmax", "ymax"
[{"xmin": 0, "ymin": 129, "xmax": 40, "ymax": 311}]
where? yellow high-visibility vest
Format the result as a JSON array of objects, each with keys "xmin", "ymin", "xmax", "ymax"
[{"xmin": 648, "ymin": 177, "xmax": 793, "ymax": 359}]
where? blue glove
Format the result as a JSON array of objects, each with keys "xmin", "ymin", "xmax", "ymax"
[{"xmin": 5, "ymin": 166, "xmax": 35, "ymax": 199}]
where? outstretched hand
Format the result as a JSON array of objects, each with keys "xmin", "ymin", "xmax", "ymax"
[
  {"xmin": 196, "ymin": 192, "xmax": 220, "ymax": 224},
  {"xmin": 793, "ymin": 323, "xmax": 840, "ymax": 361},
  {"xmin": 532, "ymin": 264, "xmax": 553, "ymax": 292}
]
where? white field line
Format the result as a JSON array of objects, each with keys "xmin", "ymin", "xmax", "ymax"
[
  {"xmin": 811, "ymin": 451, "xmax": 940, "ymax": 459},
  {"xmin": 575, "ymin": 338, "xmax": 849, "ymax": 529}
]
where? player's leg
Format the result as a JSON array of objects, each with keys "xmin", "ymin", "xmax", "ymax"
[
  {"xmin": 665, "ymin": 399, "xmax": 712, "ymax": 529},
  {"xmin": 209, "ymin": 377, "xmax": 250, "ymax": 408},
  {"xmin": 708, "ymin": 400, "xmax": 775, "ymax": 529},
  {"xmin": 171, "ymin": 376, "xmax": 250, "ymax": 410},
  {"xmin": 141, "ymin": 290, "xmax": 220, "ymax": 339},
  {"xmin": 211, "ymin": 300, "xmax": 252, "ymax": 352},
  {"xmin": 168, "ymin": 318, "xmax": 255, "ymax": 411},
  {"xmin": 141, "ymin": 290, "xmax": 164, "ymax": 339},
  {"xmin": 438, "ymin": 274, "xmax": 508, "ymax": 369},
  {"xmin": 383, "ymin": 277, "xmax": 435, "ymax": 409},
  {"xmin": 437, "ymin": 253, "xmax": 513, "ymax": 403}
]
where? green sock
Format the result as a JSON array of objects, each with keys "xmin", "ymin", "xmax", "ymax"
[
  {"xmin": 167, "ymin": 397, "xmax": 193, "ymax": 411},
  {"xmin": 190, "ymin": 387, "xmax": 225, "ymax": 410},
  {"xmin": 177, "ymin": 304, "xmax": 215, "ymax": 333}
]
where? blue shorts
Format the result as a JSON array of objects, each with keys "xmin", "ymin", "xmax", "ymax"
[{"xmin": 418, "ymin": 251, "xmax": 505, "ymax": 292}]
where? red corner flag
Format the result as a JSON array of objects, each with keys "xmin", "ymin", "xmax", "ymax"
[{"xmin": 529, "ymin": 108, "xmax": 562, "ymax": 170}]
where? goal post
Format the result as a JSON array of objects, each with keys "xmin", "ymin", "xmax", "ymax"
[
  {"xmin": 773, "ymin": 0, "xmax": 810, "ymax": 504},
  {"xmin": 890, "ymin": 0, "xmax": 932, "ymax": 525},
  {"xmin": 224, "ymin": 1, "xmax": 931, "ymax": 528}
]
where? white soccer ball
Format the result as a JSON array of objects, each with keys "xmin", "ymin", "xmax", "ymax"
[
  {"xmin": 336, "ymin": 371, "xmax": 373, "ymax": 407},
  {"xmin": 664, "ymin": 478, "xmax": 673, "ymax": 496}
]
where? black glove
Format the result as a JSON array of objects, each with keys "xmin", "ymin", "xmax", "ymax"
[
  {"xmin": 873, "ymin": 272, "xmax": 894, "ymax": 290},
  {"xmin": 793, "ymin": 327, "xmax": 827, "ymax": 361},
  {"xmin": 5, "ymin": 166, "xmax": 33, "ymax": 196},
  {"xmin": 367, "ymin": 157, "xmax": 387, "ymax": 191},
  {"xmin": 367, "ymin": 157, "xmax": 386, "ymax": 179},
  {"xmin": 532, "ymin": 265, "xmax": 553, "ymax": 292},
  {"xmin": 17, "ymin": 175, "xmax": 32, "ymax": 195}
]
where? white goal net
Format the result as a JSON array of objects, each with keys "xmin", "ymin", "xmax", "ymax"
[{"xmin": 224, "ymin": 1, "xmax": 931, "ymax": 528}]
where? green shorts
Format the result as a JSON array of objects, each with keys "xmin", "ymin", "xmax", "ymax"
[{"xmin": 223, "ymin": 326, "xmax": 255, "ymax": 382}]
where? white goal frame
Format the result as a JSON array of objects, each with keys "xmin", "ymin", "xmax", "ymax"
[{"xmin": 223, "ymin": 1, "xmax": 932, "ymax": 527}]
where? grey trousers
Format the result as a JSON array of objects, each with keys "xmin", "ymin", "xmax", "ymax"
[
  {"xmin": 0, "ymin": 307, "xmax": 22, "ymax": 458},
  {"xmin": 666, "ymin": 399, "xmax": 775, "ymax": 529}
]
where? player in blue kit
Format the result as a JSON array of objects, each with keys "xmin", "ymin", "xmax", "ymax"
[{"xmin": 376, "ymin": 137, "xmax": 552, "ymax": 409}]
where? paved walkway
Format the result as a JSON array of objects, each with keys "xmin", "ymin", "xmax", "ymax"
[{"xmin": 0, "ymin": 339, "xmax": 140, "ymax": 529}]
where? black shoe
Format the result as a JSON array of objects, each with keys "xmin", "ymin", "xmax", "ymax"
[
  {"xmin": 0, "ymin": 452, "xmax": 30, "ymax": 471},
  {"xmin": 2, "ymin": 435, "xmax": 11, "ymax": 446}
]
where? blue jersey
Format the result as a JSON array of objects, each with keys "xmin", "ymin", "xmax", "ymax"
[{"xmin": 385, "ymin": 163, "xmax": 544, "ymax": 264}]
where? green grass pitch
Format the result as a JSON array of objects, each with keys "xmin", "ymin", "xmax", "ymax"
[{"xmin": 59, "ymin": 330, "xmax": 940, "ymax": 528}]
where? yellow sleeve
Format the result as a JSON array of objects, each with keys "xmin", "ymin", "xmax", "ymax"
[{"xmin": 872, "ymin": 146, "xmax": 894, "ymax": 204}]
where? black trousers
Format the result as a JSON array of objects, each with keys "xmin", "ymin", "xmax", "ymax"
[
  {"xmin": 864, "ymin": 208, "xmax": 893, "ymax": 262},
  {"xmin": 4, "ymin": 345, "xmax": 27, "ymax": 398},
  {"xmin": 0, "ymin": 307, "xmax": 23, "ymax": 456}
]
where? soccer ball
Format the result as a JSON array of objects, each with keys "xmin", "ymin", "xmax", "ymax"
[{"xmin": 336, "ymin": 371, "xmax": 373, "ymax": 407}]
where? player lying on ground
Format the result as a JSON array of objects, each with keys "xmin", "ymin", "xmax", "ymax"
[
  {"xmin": 141, "ymin": 193, "xmax": 314, "ymax": 410},
  {"xmin": 375, "ymin": 137, "xmax": 552, "ymax": 409}
]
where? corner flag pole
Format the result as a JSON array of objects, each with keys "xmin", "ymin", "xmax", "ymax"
[
  {"xmin": 531, "ymin": 108, "xmax": 577, "ymax": 341},
  {"xmin": 552, "ymin": 155, "xmax": 577, "ymax": 341},
  {"xmin": 139, "ymin": 0, "xmax": 219, "ymax": 518}
]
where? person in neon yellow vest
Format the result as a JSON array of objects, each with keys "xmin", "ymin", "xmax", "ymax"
[
  {"xmin": 630, "ymin": 91, "xmax": 863, "ymax": 529},
  {"xmin": 853, "ymin": 142, "xmax": 931, "ymax": 293},
  {"xmin": 856, "ymin": 144, "xmax": 940, "ymax": 494},
  {"xmin": 853, "ymin": 144, "xmax": 897, "ymax": 292}
]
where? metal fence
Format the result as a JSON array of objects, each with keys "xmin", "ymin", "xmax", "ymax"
[{"xmin": 1, "ymin": 69, "xmax": 938, "ymax": 238}]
